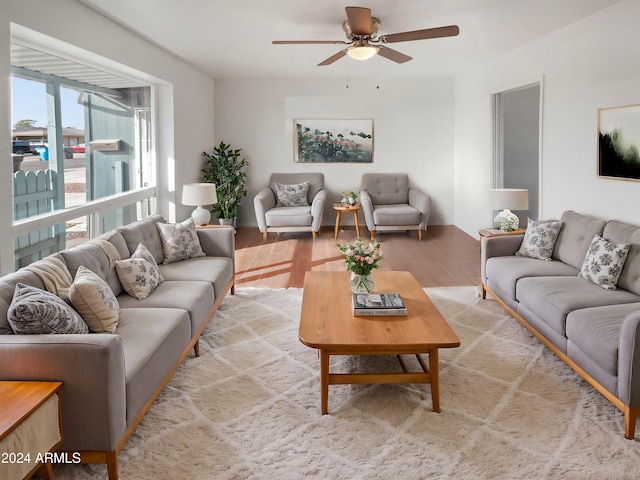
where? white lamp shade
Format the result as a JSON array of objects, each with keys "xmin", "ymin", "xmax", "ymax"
[
  {"xmin": 490, "ymin": 189, "xmax": 529, "ymax": 211},
  {"xmin": 182, "ymin": 183, "xmax": 218, "ymax": 207},
  {"xmin": 346, "ymin": 45, "xmax": 379, "ymax": 60},
  {"xmin": 182, "ymin": 183, "xmax": 218, "ymax": 226}
]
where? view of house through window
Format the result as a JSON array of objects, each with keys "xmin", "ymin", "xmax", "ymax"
[{"xmin": 10, "ymin": 40, "xmax": 156, "ymax": 269}]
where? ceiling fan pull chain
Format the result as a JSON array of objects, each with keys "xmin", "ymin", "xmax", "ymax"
[{"xmin": 346, "ymin": 60, "xmax": 350, "ymax": 89}]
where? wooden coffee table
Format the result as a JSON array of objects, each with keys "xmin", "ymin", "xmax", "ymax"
[{"xmin": 299, "ymin": 271, "xmax": 460, "ymax": 414}]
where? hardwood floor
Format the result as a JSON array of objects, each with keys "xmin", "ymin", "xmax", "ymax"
[{"xmin": 234, "ymin": 225, "xmax": 481, "ymax": 289}]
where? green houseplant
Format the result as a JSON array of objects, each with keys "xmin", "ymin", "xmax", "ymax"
[{"xmin": 202, "ymin": 142, "xmax": 248, "ymax": 225}]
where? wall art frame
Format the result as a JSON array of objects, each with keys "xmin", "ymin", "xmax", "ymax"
[
  {"xmin": 598, "ymin": 103, "xmax": 640, "ymax": 181},
  {"xmin": 294, "ymin": 118, "xmax": 374, "ymax": 163}
]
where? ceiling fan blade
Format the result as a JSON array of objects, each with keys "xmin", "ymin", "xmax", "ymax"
[
  {"xmin": 318, "ymin": 49, "xmax": 348, "ymax": 66},
  {"xmin": 273, "ymin": 40, "xmax": 347, "ymax": 45},
  {"xmin": 377, "ymin": 46, "xmax": 412, "ymax": 64},
  {"xmin": 345, "ymin": 6, "xmax": 372, "ymax": 36},
  {"xmin": 379, "ymin": 25, "xmax": 460, "ymax": 43}
]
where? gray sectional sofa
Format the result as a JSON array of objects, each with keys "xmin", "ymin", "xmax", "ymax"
[
  {"xmin": 482, "ymin": 210, "xmax": 640, "ymax": 439},
  {"xmin": 0, "ymin": 215, "xmax": 235, "ymax": 479}
]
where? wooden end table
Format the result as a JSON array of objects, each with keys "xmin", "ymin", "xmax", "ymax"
[
  {"xmin": 299, "ymin": 271, "xmax": 460, "ymax": 414},
  {"xmin": 478, "ymin": 227, "xmax": 526, "ymax": 238},
  {"xmin": 333, "ymin": 203, "xmax": 362, "ymax": 239},
  {"xmin": 0, "ymin": 381, "xmax": 63, "ymax": 480}
]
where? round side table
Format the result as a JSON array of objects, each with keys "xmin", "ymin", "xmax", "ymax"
[{"xmin": 333, "ymin": 203, "xmax": 362, "ymax": 239}]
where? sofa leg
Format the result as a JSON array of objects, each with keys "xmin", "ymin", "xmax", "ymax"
[
  {"xmin": 193, "ymin": 339, "xmax": 200, "ymax": 357},
  {"xmin": 106, "ymin": 452, "xmax": 118, "ymax": 480},
  {"xmin": 312, "ymin": 231, "xmax": 316, "ymax": 240},
  {"xmin": 625, "ymin": 407, "xmax": 639, "ymax": 439},
  {"xmin": 370, "ymin": 231, "xmax": 375, "ymax": 241},
  {"xmin": 418, "ymin": 229, "xmax": 423, "ymax": 241},
  {"xmin": 262, "ymin": 232, "xmax": 267, "ymax": 241}
]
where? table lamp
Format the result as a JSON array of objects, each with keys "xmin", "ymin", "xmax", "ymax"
[
  {"xmin": 490, "ymin": 188, "xmax": 529, "ymax": 231},
  {"xmin": 182, "ymin": 183, "xmax": 218, "ymax": 226}
]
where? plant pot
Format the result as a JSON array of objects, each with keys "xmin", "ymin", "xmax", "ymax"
[{"xmin": 219, "ymin": 217, "xmax": 236, "ymax": 227}]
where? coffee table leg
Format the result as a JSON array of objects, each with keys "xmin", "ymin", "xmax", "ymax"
[
  {"xmin": 429, "ymin": 349, "xmax": 440, "ymax": 413},
  {"xmin": 320, "ymin": 350, "xmax": 330, "ymax": 414}
]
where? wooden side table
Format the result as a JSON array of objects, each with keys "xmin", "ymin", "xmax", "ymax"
[
  {"xmin": 333, "ymin": 203, "xmax": 362, "ymax": 239},
  {"xmin": 478, "ymin": 228, "xmax": 526, "ymax": 238},
  {"xmin": 0, "ymin": 381, "xmax": 63, "ymax": 480},
  {"xmin": 478, "ymin": 227, "xmax": 526, "ymax": 299}
]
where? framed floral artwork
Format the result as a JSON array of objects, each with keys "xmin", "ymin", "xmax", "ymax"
[
  {"xmin": 598, "ymin": 103, "xmax": 640, "ymax": 181},
  {"xmin": 294, "ymin": 118, "xmax": 373, "ymax": 163}
]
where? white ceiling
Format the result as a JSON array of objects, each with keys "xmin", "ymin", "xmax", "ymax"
[{"xmin": 78, "ymin": 0, "xmax": 620, "ymax": 80}]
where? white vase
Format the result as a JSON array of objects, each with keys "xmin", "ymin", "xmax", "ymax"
[
  {"xmin": 219, "ymin": 217, "xmax": 236, "ymax": 227},
  {"xmin": 349, "ymin": 272, "xmax": 375, "ymax": 293}
]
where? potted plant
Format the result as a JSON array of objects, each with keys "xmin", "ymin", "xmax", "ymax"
[
  {"xmin": 202, "ymin": 142, "xmax": 249, "ymax": 226},
  {"xmin": 337, "ymin": 238, "xmax": 383, "ymax": 293},
  {"xmin": 340, "ymin": 191, "xmax": 359, "ymax": 206}
]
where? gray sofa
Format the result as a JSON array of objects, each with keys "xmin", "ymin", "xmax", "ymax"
[
  {"xmin": 0, "ymin": 215, "xmax": 235, "ymax": 479},
  {"xmin": 482, "ymin": 210, "xmax": 640, "ymax": 439}
]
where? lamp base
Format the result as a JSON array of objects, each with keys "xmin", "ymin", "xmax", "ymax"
[
  {"xmin": 191, "ymin": 206, "xmax": 211, "ymax": 226},
  {"xmin": 493, "ymin": 209, "xmax": 520, "ymax": 232}
]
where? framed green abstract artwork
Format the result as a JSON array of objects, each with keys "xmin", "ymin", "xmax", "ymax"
[
  {"xmin": 294, "ymin": 118, "xmax": 374, "ymax": 163},
  {"xmin": 598, "ymin": 103, "xmax": 640, "ymax": 181}
]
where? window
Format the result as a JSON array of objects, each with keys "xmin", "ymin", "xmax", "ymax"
[{"xmin": 10, "ymin": 37, "xmax": 157, "ymax": 269}]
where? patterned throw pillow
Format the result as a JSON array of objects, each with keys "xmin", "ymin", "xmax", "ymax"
[
  {"xmin": 116, "ymin": 243, "xmax": 165, "ymax": 300},
  {"xmin": 156, "ymin": 218, "xmax": 206, "ymax": 264},
  {"xmin": 275, "ymin": 182, "xmax": 310, "ymax": 207},
  {"xmin": 579, "ymin": 234, "xmax": 630, "ymax": 290},
  {"xmin": 69, "ymin": 266, "xmax": 120, "ymax": 333},
  {"xmin": 516, "ymin": 218, "xmax": 562, "ymax": 261},
  {"xmin": 8, "ymin": 283, "xmax": 89, "ymax": 334}
]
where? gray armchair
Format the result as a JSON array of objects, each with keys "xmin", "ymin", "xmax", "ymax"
[
  {"xmin": 254, "ymin": 173, "xmax": 327, "ymax": 240},
  {"xmin": 360, "ymin": 173, "xmax": 431, "ymax": 241}
]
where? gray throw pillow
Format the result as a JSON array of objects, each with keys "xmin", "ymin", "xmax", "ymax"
[
  {"xmin": 69, "ymin": 266, "xmax": 119, "ymax": 333},
  {"xmin": 116, "ymin": 243, "xmax": 164, "ymax": 300},
  {"xmin": 516, "ymin": 218, "xmax": 562, "ymax": 261},
  {"xmin": 8, "ymin": 283, "xmax": 89, "ymax": 334},
  {"xmin": 579, "ymin": 234, "xmax": 630, "ymax": 290},
  {"xmin": 275, "ymin": 182, "xmax": 310, "ymax": 207},
  {"xmin": 156, "ymin": 218, "xmax": 206, "ymax": 264}
]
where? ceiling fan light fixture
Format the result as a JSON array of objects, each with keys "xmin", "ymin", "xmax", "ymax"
[{"xmin": 346, "ymin": 45, "xmax": 379, "ymax": 61}]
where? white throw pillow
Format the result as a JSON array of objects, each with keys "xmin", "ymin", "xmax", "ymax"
[
  {"xmin": 516, "ymin": 218, "xmax": 562, "ymax": 261},
  {"xmin": 69, "ymin": 266, "xmax": 119, "ymax": 333},
  {"xmin": 116, "ymin": 243, "xmax": 164, "ymax": 300},
  {"xmin": 275, "ymin": 182, "xmax": 310, "ymax": 207},
  {"xmin": 578, "ymin": 234, "xmax": 630, "ymax": 290},
  {"xmin": 156, "ymin": 218, "xmax": 206, "ymax": 264},
  {"xmin": 8, "ymin": 283, "xmax": 89, "ymax": 335}
]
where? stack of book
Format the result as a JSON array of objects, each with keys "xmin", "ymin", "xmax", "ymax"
[{"xmin": 352, "ymin": 293, "xmax": 407, "ymax": 316}]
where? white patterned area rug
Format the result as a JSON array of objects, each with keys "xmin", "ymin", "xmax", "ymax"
[{"xmin": 57, "ymin": 287, "xmax": 640, "ymax": 480}]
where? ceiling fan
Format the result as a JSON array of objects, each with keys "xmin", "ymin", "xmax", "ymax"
[{"xmin": 272, "ymin": 6, "xmax": 459, "ymax": 66}]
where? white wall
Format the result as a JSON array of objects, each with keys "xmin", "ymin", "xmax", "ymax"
[
  {"xmin": 454, "ymin": 0, "xmax": 640, "ymax": 238},
  {"xmin": 0, "ymin": 0, "xmax": 214, "ymax": 272},
  {"xmin": 214, "ymin": 77, "xmax": 455, "ymax": 227}
]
